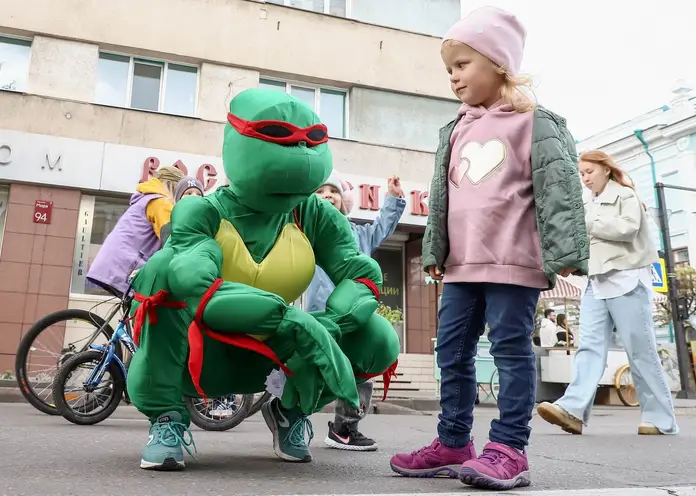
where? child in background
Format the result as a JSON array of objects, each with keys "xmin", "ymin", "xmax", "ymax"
[
  {"xmin": 86, "ymin": 165, "xmax": 184, "ymax": 297},
  {"xmin": 308, "ymin": 171, "xmax": 406, "ymax": 452},
  {"xmin": 389, "ymin": 7, "xmax": 589, "ymax": 491}
]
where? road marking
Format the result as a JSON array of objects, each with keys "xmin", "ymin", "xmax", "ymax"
[{"xmin": 270, "ymin": 488, "xmax": 696, "ymax": 496}]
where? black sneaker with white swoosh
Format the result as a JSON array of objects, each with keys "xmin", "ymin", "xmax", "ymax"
[{"xmin": 324, "ymin": 421, "xmax": 378, "ymax": 451}]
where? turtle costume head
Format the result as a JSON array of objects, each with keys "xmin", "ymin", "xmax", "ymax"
[{"xmin": 222, "ymin": 89, "xmax": 333, "ymax": 213}]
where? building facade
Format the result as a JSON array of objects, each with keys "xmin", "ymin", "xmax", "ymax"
[
  {"xmin": 576, "ymin": 86, "xmax": 696, "ymax": 268},
  {"xmin": 577, "ymin": 85, "xmax": 696, "ymax": 342},
  {"xmin": 0, "ymin": 0, "xmax": 462, "ymax": 376}
]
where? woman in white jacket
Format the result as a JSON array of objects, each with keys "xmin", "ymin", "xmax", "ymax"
[{"xmin": 537, "ymin": 150, "xmax": 678, "ymax": 436}]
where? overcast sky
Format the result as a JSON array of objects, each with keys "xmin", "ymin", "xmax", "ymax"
[{"xmin": 459, "ymin": 1, "xmax": 696, "ymax": 141}]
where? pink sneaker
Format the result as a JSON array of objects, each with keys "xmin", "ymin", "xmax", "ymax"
[
  {"xmin": 459, "ymin": 442, "xmax": 531, "ymax": 490},
  {"xmin": 390, "ymin": 438, "xmax": 476, "ymax": 478}
]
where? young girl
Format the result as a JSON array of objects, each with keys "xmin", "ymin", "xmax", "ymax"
[
  {"xmin": 389, "ymin": 7, "xmax": 589, "ymax": 491},
  {"xmin": 537, "ymin": 150, "xmax": 678, "ymax": 436}
]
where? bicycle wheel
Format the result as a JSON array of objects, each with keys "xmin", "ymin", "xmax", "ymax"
[
  {"xmin": 185, "ymin": 394, "xmax": 253, "ymax": 431},
  {"xmin": 52, "ymin": 350, "xmax": 126, "ymax": 425},
  {"xmin": 614, "ymin": 364, "xmax": 639, "ymax": 407},
  {"xmin": 489, "ymin": 369, "xmax": 500, "ymax": 402},
  {"xmin": 246, "ymin": 391, "xmax": 272, "ymax": 418},
  {"xmin": 15, "ymin": 309, "xmax": 122, "ymax": 415}
]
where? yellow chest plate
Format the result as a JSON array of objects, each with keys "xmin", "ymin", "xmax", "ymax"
[{"xmin": 214, "ymin": 219, "xmax": 315, "ymax": 305}]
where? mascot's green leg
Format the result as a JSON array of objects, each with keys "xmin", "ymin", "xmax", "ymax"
[{"xmin": 126, "ymin": 306, "xmax": 197, "ymax": 472}]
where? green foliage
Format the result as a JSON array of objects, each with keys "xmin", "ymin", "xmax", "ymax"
[
  {"xmin": 376, "ymin": 302, "xmax": 403, "ymax": 326},
  {"xmin": 656, "ymin": 266, "xmax": 696, "ymax": 327}
]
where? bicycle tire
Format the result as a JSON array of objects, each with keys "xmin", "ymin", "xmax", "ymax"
[
  {"xmin": 246, "ymin": 391, "xmax": 272, "ymax": 418},
  {"xmin": 52, "ymin": 350, "xmax": 126, "ymax": 425},
  {"xmin": 614, "ymin": 364, "xmax": 639, "ymax": 407},
  {"xmin": 489, "ymin": 369, "xmax": 499, "ymax": 402},
  {"xmin": 185, "ymin": 394, "xmax": 253, "ymax": 431},
  {"xmin": 15, "ymin": 308, "xmax": 121, "ymax": 416}
]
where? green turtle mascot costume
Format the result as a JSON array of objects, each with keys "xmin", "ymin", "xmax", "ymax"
[{"xmin": 126, "ymin": 88, "xmax": 401, "ymax": 471}]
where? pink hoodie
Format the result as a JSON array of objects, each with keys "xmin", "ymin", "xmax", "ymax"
[{"xmin": 443, "ymin": 103, "xmax": 547, "ymax": 289}]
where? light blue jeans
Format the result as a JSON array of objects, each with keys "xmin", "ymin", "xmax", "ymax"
[{"xmin": 555, "ymin": 282, "xmax": 679, "ymax": 434}]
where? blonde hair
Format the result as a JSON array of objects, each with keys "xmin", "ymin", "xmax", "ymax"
[
  {"xmin": 442, "ymin": 39, "xmax": 536, "ymax": 113},
  {"xmin": 154, "ymin": 165, "xmax": 185, "ymax": 198},
  {"xmin": 579, "ymin": 150, "xmax": 634, "ymax": 190}
]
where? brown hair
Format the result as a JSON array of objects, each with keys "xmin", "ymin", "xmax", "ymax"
[{"xmin": 579, "ymin": 150, "xmax": 634, "ymax": 190}]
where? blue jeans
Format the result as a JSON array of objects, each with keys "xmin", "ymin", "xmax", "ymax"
[
  {"xmin": 556, "ymin": 282, "xmax": 678, "ymax": 434},
  {"xmin": 436, "ymin": 282, "xmax": 541, "ymax": 451}
]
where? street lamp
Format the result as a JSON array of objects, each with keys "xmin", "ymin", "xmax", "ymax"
[{"xmin": 655, "ymin": 182, "xmax": 696, "ymax": 399}]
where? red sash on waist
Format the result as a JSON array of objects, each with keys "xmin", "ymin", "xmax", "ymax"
[{"xmin": 186, "ymin": 278, "xmax": 294, "ymax": 400}]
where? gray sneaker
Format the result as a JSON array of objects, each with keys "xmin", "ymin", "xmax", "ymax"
[{"xmin": 262, "ymin": 397, "xmax": 313, "ymax": 462}]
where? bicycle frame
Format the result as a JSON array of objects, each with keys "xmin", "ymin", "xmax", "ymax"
[{"xmin": 85, "ymin": 320, "xmax": 137, "ymax": 390}]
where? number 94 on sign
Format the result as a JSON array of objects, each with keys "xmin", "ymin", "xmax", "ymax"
[{"xmin": 33, "ymin": 200, "xmax": 53, "ymax": 225}]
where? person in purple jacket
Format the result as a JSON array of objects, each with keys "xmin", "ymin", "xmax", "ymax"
[
  {"xmin": 85, "ymin": 166, "xmax": 185, "ymax": 298},
  {"xmin": 310, "ymin": 171, "xmax": 407, "ymax": 452}
]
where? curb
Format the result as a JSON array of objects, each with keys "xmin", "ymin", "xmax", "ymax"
[{"xmin": 0, "ymin": 387, "xmax": 24, "ymax": 403}]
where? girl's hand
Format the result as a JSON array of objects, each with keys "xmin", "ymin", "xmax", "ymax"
[
  {"xmin": 558, "ymin": 267, "xmax": 576, "ymax": 277},
  {"xmin": 388, "ymin": 175, "xmax": 405, "ymax": 198},
  {"xmin": 428, "ymin": 266, "xmax": 444, "ymax": 280}
]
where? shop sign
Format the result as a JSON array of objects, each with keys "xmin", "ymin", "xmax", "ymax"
[
  {"xmin": 100, "ymin": 144, "xmax": 431, "ymax": 227},
  {"xmin": 140, "ymin": 156, "xmax": 221, "ymax": 192},
  {"xmin": 33, "ymin": 200, "xmax": 53, "ymax": 224},
  {"xmin": 0, "ymin": 130, "xmax": 103, "ymax": 190}
]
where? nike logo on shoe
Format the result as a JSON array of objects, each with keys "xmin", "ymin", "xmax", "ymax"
[
  {"xmin": 275, "ymin": 404, "xmax": 290, "ymax": 428},
  {"xmin": 335, "ymin": 433, "xmax": 351, "ymax": 444}
]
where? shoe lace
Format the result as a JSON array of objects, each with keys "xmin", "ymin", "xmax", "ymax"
[
  {"xmin": 347, "ymin": 428, "xmax": 367, "ymax": 441},
  {"xmin": 157, "ymin": 421, "xmax": 198, "ymax": 458},
  {"xmin": 411, "ymin": 440, "xmax": 438, "ymax": 456},
  {"xmin": 284, "ymin": 416, "xmax": 314, "ymax": 448},
  {"xmin": 479, "ymin": 447, "xmax": 504, "ymax": 465}
]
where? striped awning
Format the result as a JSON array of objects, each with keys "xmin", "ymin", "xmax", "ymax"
[{"xmin": 540, "ymin": 276, "xmax": 582, "ymax": 300}]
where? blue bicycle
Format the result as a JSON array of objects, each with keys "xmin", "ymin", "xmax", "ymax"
[{"xmin": 51, "ymin": 281, "xmax": 253, "ymax": 428}]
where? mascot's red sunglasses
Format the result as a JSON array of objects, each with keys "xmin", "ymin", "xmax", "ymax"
[{"xmin": 227, "ymin": 113, "xmax": 329, "ymax": 147}]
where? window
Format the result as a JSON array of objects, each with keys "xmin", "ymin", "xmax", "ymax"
[
  {"xmin": 71, "ymin": 195, "xmax": 130, "ymax": 296},
  {"xmin": 94, "ymin": 52, "xmax": 198, "ymax": 117},
  {"xmin": 0, "ymin": 36, "xmax": 32, "ymax": 92},
  {"xmin": 266, "ymin": 0, "xmax": 347, "ymax": 17},
  {"xmin": 0, "ymin": 186, "xmax": 8, "ymax": 254},
  {"xmin": 259, "ymin": 78, "xmax": 347, "ymax": 138},
  {"xmin": 674, "ymin": 247, "xmax": 690, "ymax": 267}
]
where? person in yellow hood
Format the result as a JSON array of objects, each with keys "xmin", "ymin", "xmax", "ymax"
[{"xmin": 85, "ymin": 166, "xmax": 184, "ymax": 297}]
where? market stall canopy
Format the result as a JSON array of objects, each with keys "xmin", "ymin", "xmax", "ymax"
[{"xmin": 540, "ymin": 275, "xmax": 583, "ymax": 301}]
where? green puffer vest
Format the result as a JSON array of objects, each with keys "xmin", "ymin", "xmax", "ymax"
[{"xmin": 421, "ymin": 106, "xmax": 589, "ymax": 290}]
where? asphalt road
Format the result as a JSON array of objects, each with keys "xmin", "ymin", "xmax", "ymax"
[{"xmin": 1, "ymin": 402, "xmax": 696, "ymax": 495}]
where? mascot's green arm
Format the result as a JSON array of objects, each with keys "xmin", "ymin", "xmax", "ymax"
[
  {"xmin": 166, "ymin": 196, "xmax": 288, "ymax": 330},
  {"xmin": 300, "ymin": 196, "xmax": 383, "ymax": 336}
]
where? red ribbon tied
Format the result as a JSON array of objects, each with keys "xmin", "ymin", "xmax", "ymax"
[
  {"xmin": 357, "ymin": 359, "xmax": 398, "ymax": 401},
  {"xmin": 132, "ymin": 290, "xmax": 187, "ymax": 346}
]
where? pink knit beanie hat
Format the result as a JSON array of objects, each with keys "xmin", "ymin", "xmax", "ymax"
[
  {"xmin": 443, "ymin": 6, "xmax": 526, "ymax": 76},
  {"xmin": 340, "ymin": 180, "xmax": 354, "ymax": 215}
]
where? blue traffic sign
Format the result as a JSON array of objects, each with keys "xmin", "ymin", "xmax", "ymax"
[{"xmin": 651, "ymin": 258, "xmax": 668, "ymax": 293}]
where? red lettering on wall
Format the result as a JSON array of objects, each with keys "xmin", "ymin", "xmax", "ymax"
[
  {"xmin": 410, "ymin": 190, "xmax": 430, "ymax": 216},
  {"xmin": 141, "ymin": 157, "xmax": 160, "ymax": 182},
  {"xmin": 197, "ymin": 164, "xmax": 218, "ymax": 191},
  {"xmin": 359, "ymin": 184, "xmax": 380, "ymax": 211},
  {"xmin": 140, "ymin": 157, "xmax": 219, "ymax": 192},
  {"xmin": 172, "ymin": 160, "xmax": 188, "ymax": 175}
]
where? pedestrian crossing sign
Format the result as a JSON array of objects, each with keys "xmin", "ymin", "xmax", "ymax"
[{"xmin": 651, "ymin": 258, "xmax": 668, "ymax": 293}]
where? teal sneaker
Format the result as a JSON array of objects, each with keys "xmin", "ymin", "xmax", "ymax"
[
  {"xmin": 140, "ymin": 411, "xmax": 197, "ymax": 470},
  {"xmin": 262, "ymin": 397, "xmax": 314, "ymax": 462}
]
